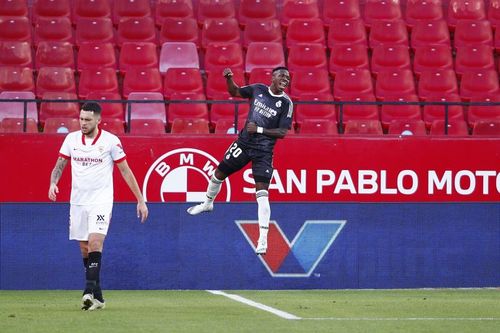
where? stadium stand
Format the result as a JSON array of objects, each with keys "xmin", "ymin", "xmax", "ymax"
[
  {"xmin": 1, "ymin": 0, "xmax": 499, "ymax": 137},
  {"xmin": 0, "ymin": 117, "xmax": 38, "ymax": 133},
  {"xmin": 39, "ymin": 91, "xmax": 79, "ymax": 125}
]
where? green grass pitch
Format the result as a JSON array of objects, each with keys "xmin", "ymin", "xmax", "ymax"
[{"xmin": 1, "ymin": 289, "xmax": 499, "ymax": 333}]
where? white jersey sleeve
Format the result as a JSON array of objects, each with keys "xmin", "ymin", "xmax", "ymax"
[
  {"xmin": 59, "ymin": 133, "xmax": 72, "ymax": 159},
  {"xmin": 110, "ymin": 136, "xmax": 126, "ymax": 163}
]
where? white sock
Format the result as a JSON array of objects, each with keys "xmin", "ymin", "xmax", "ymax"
[
  {"xmin": 256, "ymin": 190, "xmax": 270, "ymax": 240},
  {"xmin": 205, "ymin": 175, "xmax": 224, "ymax": 204}
]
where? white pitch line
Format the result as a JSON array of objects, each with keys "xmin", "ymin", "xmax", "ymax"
[
  {"xmin": 206, "ymin": 290, "xmax": 301, "ymax": 320},
  {"xmin": 303, "ymin": 317, "xmax": 500, "ymax": 321}
]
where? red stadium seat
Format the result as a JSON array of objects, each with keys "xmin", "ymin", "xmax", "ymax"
[
  {"xmin": 210, "ymin": 93, "xmax": 249, "ymax": 123},
  {"xmin": 376, "ymin": 69, "xmax": 416, "ymax": 100},
  {"xmin": 77, "ymin": 42, "xmax": 117, "ymax": 71},
  {"xmin": 204, "ymin": 43, "xmax": 244, "ymax": 74},
  {"xmin": 380, "ymin": 94, "xmax": 422, "ymax": 129},
  {"xmin": 32, "ymin": 0, "xmax": 71, "ymax": 24},
  {"xmin": 447, "ymin": 0, "xmax": 486, "ymax": 31},
  {"xmin": 369, "ymin": 20, "xmax": 408, "ymax": 48},
  {"xmin": 206, "ymin": 69, "xmax": 245, "ymax": 99},
  {"xmin": 248, "ymin": 68, "xmax": 273, "ymax": 85},
  {"xmin": 122, "ymin": 68, "xmax": 163, "ymax": 99},
  {"xmin": 238, "ymin": 0, "xmax": 277, "ymax": 26},
  {"xmin": 411, "ymin": 20, "xmax": 451, "ymax": 48},
  {"xmin": 201, "ymin": 18, "xmax": 241, "ymax": 49},
  {"xmin": 280, "ymin": 0, "xmax": 320, "ymax": 28},
  {"xmin": 285, "ymin": 18, "xmax": 325, "ymax": 48},
  {"xmin": 214, "ymin": 117, "xmax": 245, "ymax": 134},
  {"xmin": 370, "ymin": 45, "xmax": 411, "ymax": 77},
  {"xmin": 0, "ymin": 17, "xmax": 31, "ymax": 43},
  {"xmin": 75, "ymin": 18, "xmax": 115, "ymax": 47},
  {"xmin": 323, "ymin": 0, "xmax": 360, "ymax": 27},
  {"xmin": 34, "ymin": 17, "xmax": 73, "ymax": 47},
  {"xmin": 0, "ymin": 118, "xmax": 38, "ymax": 133},
  {"xmin": 454, "ymin": 20, "xmax": 493, "ymax": 48},
  {"xmin": 460, "ymin": 70, "xmax": 499, "ymax": 101},
  {"xmin": 35, "ymin": 41, "xmax": 75, "ymax": 70},
  {"xmin": 163, "ymin": 68, "xmax": 204, "ymax": 99},
  {"xmin": 363, "ymin": 0, "xmax": 402, "ymax": 28},
  {"xmin": 119, "ymin": 42, "xmax": 158, "ymax": 75},
  {"xmin": 423, "ymin": 94, "xmax": 465, "ymax": 128},
  {"xmin": 159, "ymin": 42, "xmax": 200, "ymax": 74},
  {"xmin": 418, "ymin": 69, "xmax": 458, "ymax": 100},
  {"xmin": 197, "ymin": 0, "xmax": 235, "ymax": 25},
  {"xmin": 0, "ymin": 67, "xmax": 34, "ymax": 93},
  {"xmin": 333, "ymin": 69, "xmax": 373, "ymax": 99},
  {"xmin": 430, "ymin": 119, "xmax": 469, "ymax": 136},
  {"xmin": 245, "ymin": 42, "xmax": 285, "ymax": 74},
  {"xmin": 36, "ymin": 66, "xmax": 75, "ymax": 98},
  {"xmin": 113, "ymin": 0, "xmax": 152, "ymax": 25},
  {"xmin": 405, "ymin": 0, "xmax": 444, "ymax": 29},
  {"xmin": 170, "ymin": 118, "xmax": 210, "ymax": 134},
  {"xmin": 454, "ymin": 45, "xmax": 495, "ymax": 77},
  {"xmin": 329, "ymin": 44, "xmax": 369, "ymax": 78},
  {"xmin": 159, "ymin": 17, "xmax": 199, "ymax": 47},
  {"xmin": 99, "ymin": 118, "xmax": 124, "ymax": 134},
  {"xmin": 467, "ymin": 95, "xmax": 500, "ymax": 126},
  {"xmin": 0, "ymin": 91, "xmax": 37, "ymax": 122},
  {"xmin": 387, "ymin": 119, "xmax": 427, "ymax": 136},
  {"xmin": 339, "ymin": 93, "xmax": 379, "ymax": 122},
  {"xmin": 0, "ymin": 41, "xmax": 32, "ymax": 68},
  {"xmin": 243, "ymin": 19, "xmax": 282, "ymax": 49},
  {"xmin": 39, "ymin": 92, "xmax": 79, "ymax": 124},
  {"xmin": 290, "ymin": 69, "xmax": 331, "ymax": 99},
  {"xmin": 0, "ymin": 0, "xmax": 29, "ymax": 17},
  {"xmin": 43, "ymin": 117, "xmax": 79, "ymax": 133},
  {"xmin": 155, "ymin": 0, "xmax": 194, "ymax": 27},
  {"xmin": 327, "ymin": 18, "xmax": 367, "ymax": 48},
  {"xmin": 116, "ymin": 17, "xmax": 157, "ymax": 47},
  {"xmin": 472, "ymin": 120, "xmax": 500, "ymax": 136},
  {"xmin": 168, "ymin": 92, "xmax": 209, "ymax": 122},
  {"xmin": 489, "ymin": 0, "xmax": 500, "ymax": 30},
  {"xmin": 413, "ymin": 45, "xmax": 453, "ymax": 77},
  {"xmin": 294, "ymin": 93, "xmax": 336, "ymax": 125},
  {"xmin": 128, "ymin": 92, "xmax": 166, "ymax": 123},
  {"xmin": 73, "ymin": 0, "xmax": 112, "ymax": 22},
  {"xmin": 343, "ymin": 119, "xmax": 383, "ymax": 135},
  {"xmin": 86, "ymin": 92, "xmax": 124, "ymax": 122},
  {"xmin": 78, "ymin": 68, "xmax": 118, "ymax": 99},
  {"xmin": 298, "ymin": 118, "xmax": 338, "ymax": 135},
  {"xmin": 287, "ymin": 43, "xmax": 327, "ymax": 72},
  {"xmin": 128, "ymin": 119, "xmax": 166, "ymax": 135}
]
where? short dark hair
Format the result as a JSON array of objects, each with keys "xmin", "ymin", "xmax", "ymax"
[
  {"xmin": 272, "ymin": 66, "xmax": 289, "ymax": 74},
  {"xmin": 81, "ymin": 101, "xmax": 102, "ymax": 115}
]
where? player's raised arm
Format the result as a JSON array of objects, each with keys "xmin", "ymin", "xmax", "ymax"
[
  {"xmin": 116, "ymin": 159, "xmax": 148, "ymax": 223},
  {"xmin": 48, "ymin": 157, "xmax": 68, "ymax": 201},
  {"xmin": 223, "ymin": 68, "xmax": 242, "ymax": 97}
]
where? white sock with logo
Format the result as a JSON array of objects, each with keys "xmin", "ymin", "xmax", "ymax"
[
  {"xmin": 205, "ymin": 175, "xmax": 224, "ymax": 204},
  {"xmin": 256, "ymin": 190, "xmax": 270, "ymax": 240}
]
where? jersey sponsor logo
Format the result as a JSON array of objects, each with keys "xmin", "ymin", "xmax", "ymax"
[
  {"xmin": 143, "ymin": 148, "xmax": 231, "ymax": 202},
  {"xmin": 236, "ymin": 220, "xmax": 346, "ymax": 277},
  {"xmin": 253, "ymin": 99, "xmax": 278, "ymax": 118}
]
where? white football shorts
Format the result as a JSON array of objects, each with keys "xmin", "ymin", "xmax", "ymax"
[{"xmin": 69, "ymin": 203, "xmax": 113, "ymax": 240}]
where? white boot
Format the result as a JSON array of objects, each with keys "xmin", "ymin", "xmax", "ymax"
[{"xmin": 187, "ymin": 202, "xmax": 214, "ymax": 215}]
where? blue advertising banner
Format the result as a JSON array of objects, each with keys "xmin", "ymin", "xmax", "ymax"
[{"xmin": 1, "ymin": 203, "xmax": 499, "ymax": 289}]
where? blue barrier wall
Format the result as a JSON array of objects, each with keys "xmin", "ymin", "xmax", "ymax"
[{"xmin": 1, "ymin": 203, "xmax": 499, "ymax": 290}]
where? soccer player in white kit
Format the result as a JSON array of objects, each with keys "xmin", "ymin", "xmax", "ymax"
[{"xmin": 48, "ymin": 102, "xmax": 148, "ymax": 311}]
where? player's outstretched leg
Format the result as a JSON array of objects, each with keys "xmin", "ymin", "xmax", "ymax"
[
  {"xmin": 187, "ymin": 175, "xmax": 224, "ymax": 215},
  {"xmin": 255, "ymin": 190, "xmax": 270, "ymax": 255}
]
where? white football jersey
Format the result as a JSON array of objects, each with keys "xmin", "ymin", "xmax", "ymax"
[{"xmin": 59, "ymin": 129, "xmax": 126, "ymax": 205}]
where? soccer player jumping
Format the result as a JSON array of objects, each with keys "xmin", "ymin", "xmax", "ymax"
[{"xmin": 187, "ymin": 67, "xmax": 293, "ymax": 255}]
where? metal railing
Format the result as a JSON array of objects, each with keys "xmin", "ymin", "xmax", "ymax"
[{"xmin": 1, "ymin": 97, "xmax": 499, "ymax": 135}]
